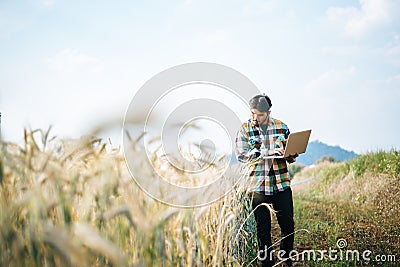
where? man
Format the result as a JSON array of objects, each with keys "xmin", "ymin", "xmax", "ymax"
[{"xmin": 235, "ymin": 94, "xmax": 297, "ymax": 267}]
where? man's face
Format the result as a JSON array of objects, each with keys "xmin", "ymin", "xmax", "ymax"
[{"xmin": 251, "ymin": 108, "xmax": 270, "ymax": 126}]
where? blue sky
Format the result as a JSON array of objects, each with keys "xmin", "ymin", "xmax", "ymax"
[{"xmin": 0, "ymin": 0, "xmax": 399, "ymax": 154}]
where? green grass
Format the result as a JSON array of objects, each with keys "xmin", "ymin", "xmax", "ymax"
[{"xmin": 291, "ymin": 151, "xmax": 400, "ymax": 266}]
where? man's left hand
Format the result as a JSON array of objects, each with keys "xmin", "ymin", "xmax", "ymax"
[{"xmin": 285, "ymin": 153, "xmax": 298, "ymax": 164}]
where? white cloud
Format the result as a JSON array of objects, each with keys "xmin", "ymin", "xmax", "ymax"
[
  {"xmin": 39, "ymin": 0, "xmax": 55, "ymax": 7},
  {"xmin": 389, "ymin": 73, "xmax": 400, "ymax": 83},
  {"xmin": 326, "ymin": 0, "xmax": 399, "ymax": 38},
  {"xmin": 385, "ymin": 44, "xmax": 400, "ymax": 66},
  {"xmin": 183, "ymin": 0, "xmax": 193, "ymax": 6},
  {"xmin": 0, "ymin": 9, "xmax": 27, "ymax": 39},
  {"xmin": 383, "ymin": 73, "xmax": 400, "ymax": 96},
  {"xmin": 241, "ymin": 0, "xmax": 277, "ymax": 16},
  {"xmin": 300, "ymin": 67, "xmax": 357, "ymax": 127},
  {"xmin": 44, "ymin": 48, "xmax": 102, "ymax": 73},
  {"xmin": 195, "ymin": 29, "xmax": 234, "ymax": 47},
  {"xmin": 305, "ymin": 67, "xmax": 356, "ymax": 94},
  {"xmin": 288, "ymin": 67, "xmax": 356, "ymax": 123}
]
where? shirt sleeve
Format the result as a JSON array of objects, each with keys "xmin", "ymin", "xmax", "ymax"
[
  {"xmin": 285, "ymin": 128, "xmax": 290, "ymax": 139},
  {"xmin": 235, "ymin": 126, "xmax": 261, "ymax": 163},
  {"xmin": 284, "ymin": 128, "xmax": 290, "ymax": 148}
]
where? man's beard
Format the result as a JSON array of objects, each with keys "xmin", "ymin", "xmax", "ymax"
[{"xmin": 253, "ymin": 117, "xmax": 268, "ymax": 126}]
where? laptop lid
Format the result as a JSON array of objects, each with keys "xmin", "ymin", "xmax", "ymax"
[{"xmin": 264, "ymin": 129, "xmax": 312, "ymax": 159}]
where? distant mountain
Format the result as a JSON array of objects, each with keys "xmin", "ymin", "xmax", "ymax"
[{"xmin": 297, "ymin": 140, "xmax": 358, "ymax": 166}]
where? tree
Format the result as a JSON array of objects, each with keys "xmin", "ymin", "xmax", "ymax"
[
  {"xmin": 288, "ymin": 163, "xmax": 305, "ymax": 178},
  {"xmin": 315, "ymin": 156, "xmax": 337, "ymax": 164}
]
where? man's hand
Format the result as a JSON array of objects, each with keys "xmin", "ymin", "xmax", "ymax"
[
  {"xmin": 284, "ymin": 153, "xmax": 298, "ymax": 164},
  {"xmin": 268, "ymin": 148, "xmax": 284, "ymax": 156}
]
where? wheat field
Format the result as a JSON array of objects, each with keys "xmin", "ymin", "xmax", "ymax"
[{"xmin": 0, "ymin": 128, "xmax": 261, "ymax": 267}]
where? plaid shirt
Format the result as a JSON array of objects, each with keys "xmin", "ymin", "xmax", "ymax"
[{"xmin": 235, "ymin": 117, "xmax": 291, "ymax": 195}]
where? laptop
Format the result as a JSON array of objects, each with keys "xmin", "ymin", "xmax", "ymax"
[{"xmin": 264, "ymin": 129, "xmax": 312, "ymax": 159}]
